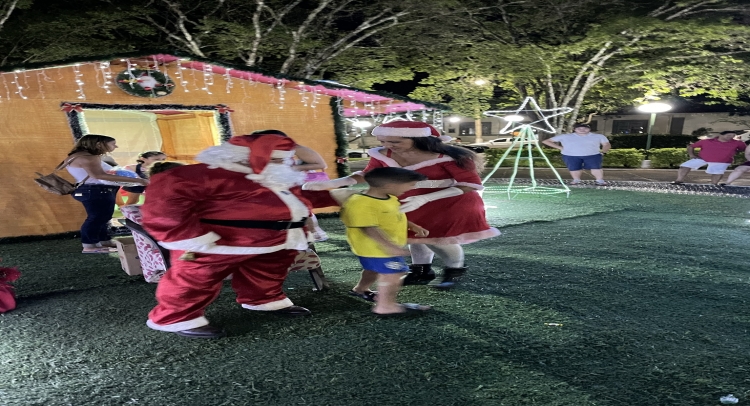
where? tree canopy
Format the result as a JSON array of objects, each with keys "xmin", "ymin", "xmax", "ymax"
[{"xmin": 1, "ymin": 0, "xmax": 749, "ymax": 129}]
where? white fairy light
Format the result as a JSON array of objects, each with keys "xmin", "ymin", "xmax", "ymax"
[
  {"xmin": 276, "ymin": 80, "xmax": 286, "ymax": 109},
  {"xmin": 22, "ymin": 70, "xmax": 30, "ymax": 96},
  {"xmin": 202, "ymin": 64, "xmax": 214, "ymax": 94},
  {"xmin": 240, "ymin": 77, "xmax": 249, "ymax": 103},
  {"xmin": 300, "ymin": 89, "xmax": 309, "ymax": 107},
  {"xmin": 335, "ymin": 97, "xmax": 345, "ymax": 117},
  {"xmin": 72, "ymin": 64, "xmax": 85, "ymax": 99},
  {"xmin": 99, "ymin": 62, "xmax": 113, "ymax": 94},
  {"xmin": 174, "ymin": 59, "xmax": 189, "ymax": 92},
  {"xmin": 224, "ymin": 68, "xmax": 233, "ymax": 93},
  {"xmin": 2, "ymin": 74, "xmax": 10, "ymax": 100},
  {"xmin": 311, "ymin": 89, "xmax": 320, "ymax": 109},
  {"xmin": 125, "ymin": 59, "xmax": 136, "ymax": 81},
  {"xmin": 36, "ymin": 71, "xmax": 46, "ymax": 99},
  {"xmin": 11, "ymin": 71, "xmax": 27, "ymax": 99}
]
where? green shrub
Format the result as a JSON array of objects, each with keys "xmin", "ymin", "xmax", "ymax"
[
  {"xmin": 647, "ymin": 148, "xmax": 688, "ymax": 168},
  {"xmin": 608, "ymin": 134, "xmax": 698, "ymax": 149},
  {"xmin": 602, "ymin": 149, "xmax": 644, "ymax": 167}
]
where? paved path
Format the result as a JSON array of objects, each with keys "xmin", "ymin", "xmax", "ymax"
[
  {"xmin": 349, "ymin": 160, "xmax": 750, "ymax": 186},
  {"xmin": 348, "ymin": 161, "xmax": 750, "ymax": 197}
]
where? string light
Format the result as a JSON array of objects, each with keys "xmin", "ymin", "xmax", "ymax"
[
  {"xmin": 100, "ymin": 62, "xmax": 113, "ymax": 94},
  {"xmin": 21, "ymin": 70, "xmax": 30, "ymax": 96},
  {"xmin": 201, "ymin": 64, "xmax": 214, "ymax": 94},
  {"xmin": 2, "ymin": 74, "xmax": 10, "ymax": 100},
  {"xmin": 276, "ymin": 80, "xmax": 286, "ymax": 109},
  {"xmin": 72, "ymin": 64, "xmax": 85, "ymax": 100},
  {"xmin": 224, "ymin": 68, "xmax": 233, "ymax": 93},
  {"xmin": 11, "ymin": 71, "xmax": 27, "ymax": 99},
  {"xmin": 174, "ymin": 59, "xmax": 189, "ymax": 92},
  {"xmin": 240, "ymin": 77, "xmax": 249, "ymax": 103},
  {"xmin": 300, "ymin": 88, "xmax": 309, "ymax": 107},
  {"xmin": 311, "ymin": 89, "xmax": 320, "ymax": 109},
  {"xmin": 36, "ymin": 71, "xmax": 47, "ymax": 99}
]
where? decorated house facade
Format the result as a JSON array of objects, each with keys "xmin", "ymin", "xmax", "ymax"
[{"xmin": 0, "ymin": 53, "xmax": 444, "ymax": 238}]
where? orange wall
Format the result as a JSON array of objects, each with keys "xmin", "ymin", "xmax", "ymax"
[{"xmin": 0, "ymin": 60, "xmax": 339, "ymax": 238}]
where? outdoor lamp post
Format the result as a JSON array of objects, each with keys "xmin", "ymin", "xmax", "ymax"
[{"xmin": 637, "ymin": 102, "xmax": 672, "ymax": 160}]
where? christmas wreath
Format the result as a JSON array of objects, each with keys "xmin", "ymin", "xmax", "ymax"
[{"xmin": 116, "ymin": 69, "xmax": 175, "ymax": 98}]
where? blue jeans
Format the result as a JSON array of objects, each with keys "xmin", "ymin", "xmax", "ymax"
[{"xmin": 71, "ymin": 185, "xmax": 119, "ymax": 245}]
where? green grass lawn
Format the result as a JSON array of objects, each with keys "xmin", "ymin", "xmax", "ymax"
[{"xmin": 1, "ymin": 189, "xmax": 749, "ymax": 405}]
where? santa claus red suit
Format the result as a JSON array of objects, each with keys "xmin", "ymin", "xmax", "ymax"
[{"xmin": 140, "ymin": 132, "xmax": 313, "ymax": 337}]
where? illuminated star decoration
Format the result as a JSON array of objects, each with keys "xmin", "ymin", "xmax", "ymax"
[
  {"xmin": 483, "ymin": 97, "xmax": 573, "ymax": 134},
  {"xmin": 480, "ymin": 97, "xmax": 574, "ymax": 199}
]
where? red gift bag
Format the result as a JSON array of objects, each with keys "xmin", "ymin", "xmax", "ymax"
[{"xmin": 0, "ymin": 261, "xmax": 20, "ymax": 313}]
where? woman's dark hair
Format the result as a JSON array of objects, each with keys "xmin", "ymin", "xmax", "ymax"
[
  {"xmin": 410, "ymin": 137, "xmax": 484, "ymax": 173},
  {"xmin": 149, "ymin": 161, "xmax": 185, "ymax": 176},
  {"xmin": 137, "ymin": 151, "xmax": 166, "ymax": 163},
  {"xmin": 67, "ymin": 134, "xmax": 116, "ymax": 156},
  {"xmin": 364, "ymin": 167, "xmax": 427, "ymax": 187}
]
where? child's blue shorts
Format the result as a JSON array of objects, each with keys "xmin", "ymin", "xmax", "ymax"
[
  {"xmin": 357, "ymin": 256, "xmax": 409, "ymax": 274},
  {"xmin": 562, "ymin": 154, "xmax": 603, "ymax": 171}
]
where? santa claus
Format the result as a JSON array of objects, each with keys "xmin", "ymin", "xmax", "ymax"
[{"xmin": 141, "ymin": 130, "xmax": 315, "ymax": 339}]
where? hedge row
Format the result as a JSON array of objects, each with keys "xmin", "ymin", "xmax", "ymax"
[
  {"xmin": 607, "ymin": 134, "xmax": 700, "ymax": 149},
  {"xmin": 484, "ymin": 148, "xmax": 747, "ymax": 169}
]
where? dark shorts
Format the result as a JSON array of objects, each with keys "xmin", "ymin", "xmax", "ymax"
[
  {"xmin": 122, "ymin": 186, "xmax": 146, "ymax": 193},
  {"xmin": 562, "ymin": 154, "xmax": 603, "ymax": 171},
  {"xmin": 741, "ymin": 161, "xmax": 750, "ymax": 167},
  {"xmin": 357, "ymin": 256, "xmax": 409, "ymax": 274}
]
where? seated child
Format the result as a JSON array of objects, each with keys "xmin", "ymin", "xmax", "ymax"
[
  {"xmin": 340, "ymin": 167, "xmax": 432, "ymax": 316},
  {"xmin": 149, "ymin": 161, "xmax": 185, "ymax": 176}
]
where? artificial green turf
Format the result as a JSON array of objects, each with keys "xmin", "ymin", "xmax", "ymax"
[{"xmin": 1, "ymin": 189, "xmax": 749, "ymax": 405}]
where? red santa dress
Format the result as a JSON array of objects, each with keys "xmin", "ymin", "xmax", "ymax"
[
  {"xmin": 361, "ymin": 147, "xmax": 500, "ymax": 245},
  {"xmin": 141, "ymin": 143, "xmax": 311, "ymax": 332}
]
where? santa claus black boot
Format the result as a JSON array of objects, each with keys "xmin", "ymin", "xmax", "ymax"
[
  {"xmin": 431, "ymin": 267, "xmax": 467, "ymax": 290},
  {"xmin": 402, "ymin": 264, "xmax": 436, "ymax": 285}
]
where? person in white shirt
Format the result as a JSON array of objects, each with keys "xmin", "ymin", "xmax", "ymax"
[
  {"xmin": 65, "ymin": 134, "xmax": 149, "ymax": 253},
  {"xmin": 542, "ymin": 123, "xmax": 611, "ymax": 185}
]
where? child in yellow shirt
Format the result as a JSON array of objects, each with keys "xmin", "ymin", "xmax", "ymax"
[{"xmin": 340, "ymin": 167, "xmax": 432, "ymax": 316}]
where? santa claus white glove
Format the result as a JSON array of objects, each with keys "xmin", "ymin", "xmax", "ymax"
[
  {"xmin": 302, "ymin": 176, "xmax": 357, "ymax": 191},
  {"xmin": 399, "ymin": 187, "xmax": 463, "ymax": 213}
]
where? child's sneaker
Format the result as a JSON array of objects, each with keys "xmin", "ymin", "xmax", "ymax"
[
  {"xmin": 595, "ymin": 180, "xmax": 608, "ymax": 186},
  {"xmin": 570, "ymin": 180, "xmax": 582, "ymax": 185}
]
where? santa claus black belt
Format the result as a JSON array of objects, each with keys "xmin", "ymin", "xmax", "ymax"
[{"xmin": 200, "ymin": 218, "xmax": 307, "ymax": 230}]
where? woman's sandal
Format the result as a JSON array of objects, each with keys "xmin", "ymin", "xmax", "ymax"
[
  {"xmin": 372, "ymin": 303, "xmax": 432, "ymax": 317},
  {"xmin": 348, "ymin": 290, "xmax": 377, "ymax": 302}
]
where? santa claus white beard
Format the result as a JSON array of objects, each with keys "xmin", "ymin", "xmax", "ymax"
[{"xmin": 257, "ymin": 163, "xmax": 307, "ymax": 190}]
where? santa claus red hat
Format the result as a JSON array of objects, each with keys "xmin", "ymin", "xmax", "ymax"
[
  {"xmin": 228, "ymin": 131, "xmax": 297, "ymax": 175},
  {"xmin": 371, "ymin": 121, "xmax": 452, "ymax": 142}
]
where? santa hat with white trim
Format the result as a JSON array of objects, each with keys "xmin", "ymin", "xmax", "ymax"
[
  {"xmin": 371, "ymin": 121, "xmax": 452, "ymax": 142},
  {"xmin": 195, "ymin": 130, "xmax": 297, "ymax": 180}
]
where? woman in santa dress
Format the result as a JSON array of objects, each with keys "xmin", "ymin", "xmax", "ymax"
[{"xmin": 304, "ymin": 121, "xmax": 500, "ymax": 289}]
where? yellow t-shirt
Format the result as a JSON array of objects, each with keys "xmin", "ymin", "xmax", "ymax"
[{"xmin": 340, "ymin": 193, "xmax": 407, "ymax": 258}]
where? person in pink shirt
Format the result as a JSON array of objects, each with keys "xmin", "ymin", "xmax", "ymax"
[{"xmin": 672, "ymin": 131, "xmax": 746, "ymax": 185}]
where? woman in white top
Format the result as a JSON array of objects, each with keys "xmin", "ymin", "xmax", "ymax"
[{"xmin": 66, "ymin": 134, "xmax": 149, "ymax": 253}]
